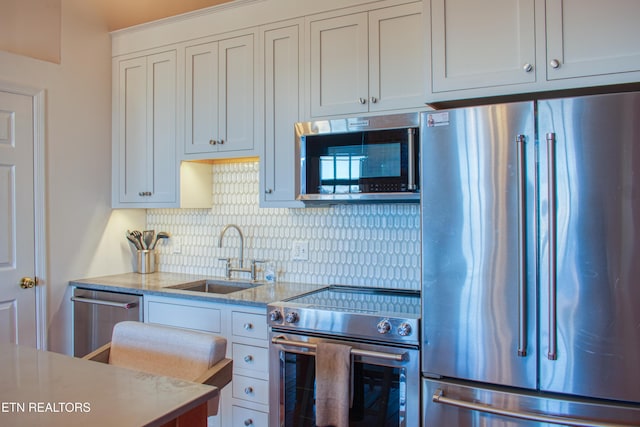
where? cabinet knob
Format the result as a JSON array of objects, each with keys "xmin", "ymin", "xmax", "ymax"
[
  {"xmin": 549, "ymin": 59, "xmax": 561, "ymax": 69},
  {"xmin": 209, "ymin": 139, "xmax": 217, "ymax": 145},
  {"xmin": 244, "ymin": 386, "xmax": 254, "ymax": 395},
  {"xmin": 265, "ymin": 188, "xmax": 273, "ymax": 194},
  {"xmin": 358, "ymin": 97, "xmax": 367, "ymax": 105},
  {"xmin": 523, "ymin": 63, "xmax": 533, "ymax": 73},
  {"xmin": 244, "ymin": 419, "xmax": 254, "ymax": 426},
  {"xmin": 218, "ymin": 139, "xmax": 224, "ymax": 145},
  {"xmin": 370, "ymin": 96, "xmax": 378, "ymax": 104},
  {"xmin": 244, "ymin": 355, "xmax": 253, "ymax": 363},
  {"xmin": 244, "ymin": 323, "xmax": 253, "ymax": 330}
]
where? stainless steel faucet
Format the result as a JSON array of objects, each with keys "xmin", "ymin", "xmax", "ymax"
[
  {"xmin": 217, "ymin": 224, "xmax": 265, "ymax": 281},
  {"xmin": 218, "ymin": 224, "xmax": 244, "ymax": 267}
]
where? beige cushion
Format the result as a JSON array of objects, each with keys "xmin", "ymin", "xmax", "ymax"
[{"xmin": 108, "ymin": 321, "xmax": 226, "ymax": 382}]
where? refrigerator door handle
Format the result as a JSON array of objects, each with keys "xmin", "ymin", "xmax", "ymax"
[
  {"xmin": 516, "ymin": 134, "xmax": 527, "ymax": 357},
  {"xmin": 432, "ymin": 389, "xmax": 630, "ymax": 427},
  {"xmin": 546, "ymin": 132, "xmax": 558, "ymax": 361}
]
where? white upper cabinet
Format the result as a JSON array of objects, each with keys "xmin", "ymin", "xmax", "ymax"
[
  {"xmin": 307, "ymin": 1, "xmax": 425, "ymax": 118},
  {"xmin": 368, "ymin": 2, "xmax": 427, "ymax": 112},
  {"xmin": 184, "ymin": 32, "xmax": 256, "ymax": 158},
  {"xmin": 114, "ymin": 51, "xmax": 177, "ymax": 206},
  {"xmin": 259, "ymin": 20, "xmax": 305, "ymax": 207},
  {"xmin": 428, "ymin": 0, "xmax": 640, "ymax": 103},
  {"xmin": 430, "ymin": 0, "xmax": 536, "ymax": 93},
  {"xmin": 113, "ymin": 49, "xmax": 213, "ymax": 208},
  {"xmin": 545, "ymin": 0, "xmax": 640, "ymax": 80}
]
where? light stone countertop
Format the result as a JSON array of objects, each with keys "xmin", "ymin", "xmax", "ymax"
[
  {"xmin": 69, "ymin": 272, "xmax": 326, "ymax": 307},
  {"xmin": 0, "ymin": 343, "xmax": 217, "ymax": 427}
]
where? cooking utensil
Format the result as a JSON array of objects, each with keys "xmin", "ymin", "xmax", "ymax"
[
  {"xmin": 129, "ymin": 230, "xmax": 145, "ymax": 250},
  {"xmin": 126, "ymin": 231, "xmax": 142, "ymax": 250},
  {"xmin": 143, "ymin": 230, "xmax": 155, "ymax": 250},
  {"xmin": 150, "ymin": 231, "xmax": 170, "ymax": 249}
]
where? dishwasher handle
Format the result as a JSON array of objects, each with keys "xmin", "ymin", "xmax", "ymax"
[{"xmin": 71, "ymin": 296, "xmax": 138, "ymax": 310}]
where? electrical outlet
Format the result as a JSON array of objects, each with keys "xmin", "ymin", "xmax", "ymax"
[
  {"xmin": 171, "ymin": 236, "xmax": 182, "ymax": 254},
  {"xmin": 291, "ymin": 240, "xmax": 309, "ymax": 261}
]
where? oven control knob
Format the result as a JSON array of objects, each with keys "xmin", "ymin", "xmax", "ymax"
[
  {"xmin": 397, "ymin": 322, "xmax": 412, "ymax": 337},
  {"xmin": 285, "ymin": 311, "xmax": 299, "ymax": 324},
  {"xmin": 377, "ymin": 319, "xmax": 392, "ymax": 334},
  {"xmin": 269, "ymin": 310, "xmax": 282, "ymax": 322}
]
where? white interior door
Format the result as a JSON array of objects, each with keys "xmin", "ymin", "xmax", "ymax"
[{"xmin": 0, "ymin": 90, "xmax": 37, "ymax": 347}]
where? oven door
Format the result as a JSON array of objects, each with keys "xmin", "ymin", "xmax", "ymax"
[{"xmin": 269, "ymin": 331, "xmax": 420, "ymax": 427}]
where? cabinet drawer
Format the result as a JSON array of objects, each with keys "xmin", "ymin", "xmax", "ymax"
[
  {"xmin": 232, "ymin": 374, "xmax": 269, "ymax": 405},
  {"xmin": 231, "ymin": 311, "xmax": 267, "ymax": 339},
  {"xmin": 232, "ymin": 405, "xmax": 268, "ymax": 427},
  {"xmin": 232, "ymin": 343, "xmax": 268, "ymax": 374},
  {"xmin": 147, "ymin": 300, "xmax": 221, "ymax": 333}
]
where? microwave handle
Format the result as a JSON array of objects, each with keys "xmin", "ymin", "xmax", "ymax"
[{"xmin": 408, "ymin": 128, "xmax": 417, "ymax": 191}]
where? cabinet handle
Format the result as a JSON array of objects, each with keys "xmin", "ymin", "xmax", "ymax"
[
  {"xmin": 370, "ymin": 96, "xmax": 378, "ymax": 104},
  {"xmin": 244, "ymin": 323, "xmax": 253, "ymax": 330},
  {"xmin": 244, "ymin": 386, "xmax": 254, "ymax": 395},
  {"xmin": 138, "ymin": 191, "xmax": 152, "ymax": 197},
  {"xmin": 244, "ymin": 355, "xmax": 253, "ymax": 363},
  {"xmin": 244, "ymin": 419, "xmax": 253, "ymax": 426},
  {"xmin": 549, "ymin": 59, "xmax": 561, "ymax": 69},
  {"xmin": 523, "ymin": 63, "xmax": 533, "ymax": 73},
  {"xmin": 358, "ymin": 97, "xmax": 367, "ymax": 105}
]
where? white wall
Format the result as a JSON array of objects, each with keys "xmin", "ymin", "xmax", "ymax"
[{"xmin": 0, "ymin": 0, "xmax": 145, "ymax": 354}]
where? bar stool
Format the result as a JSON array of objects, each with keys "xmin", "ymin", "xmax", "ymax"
[{"xmin": 83, "ymin": 321, "xmax": 232, "ymax": 426}]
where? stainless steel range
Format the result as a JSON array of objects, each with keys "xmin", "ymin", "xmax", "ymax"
[{"xmin": 268, "ymin": 285, "xmax": 420, "ymax": 427}]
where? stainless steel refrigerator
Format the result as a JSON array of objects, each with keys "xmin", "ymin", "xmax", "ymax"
[{"xmin": 420, "ymin": 92, "xmax": 640, "ymax": 426}]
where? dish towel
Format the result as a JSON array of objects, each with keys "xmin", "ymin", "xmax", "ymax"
[{"xmin": 315, "ymin": 341, "xmax": 352, "ymax": 427}]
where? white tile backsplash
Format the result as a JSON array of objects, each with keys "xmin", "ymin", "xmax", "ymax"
[{"xmin": 148, "ymin": 160, "xmax": 420, "ymax": 289}]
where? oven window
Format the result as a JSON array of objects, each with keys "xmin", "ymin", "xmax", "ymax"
[{"xmin": 281, "ymin": 351, "xmax": 405, "ymax": 427}]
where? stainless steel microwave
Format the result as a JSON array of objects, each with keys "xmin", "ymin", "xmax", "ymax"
[{"xmin": 295, "ymin": 113, "xmax": 420, "ymax": 204}]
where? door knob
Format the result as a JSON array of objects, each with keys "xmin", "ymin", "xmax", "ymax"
[{"xmin": 20, "ymin": 277, "xmax": 36, "ymax": 289}]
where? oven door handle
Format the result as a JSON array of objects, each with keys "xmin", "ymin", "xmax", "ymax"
[{"xmin": 271, "ymin": 336, "xmax": 407, "ymax": 362}]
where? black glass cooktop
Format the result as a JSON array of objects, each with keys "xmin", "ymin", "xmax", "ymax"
[{"xmin": 285, "ymin": 285, "xmax": 420, "ymax": 318}]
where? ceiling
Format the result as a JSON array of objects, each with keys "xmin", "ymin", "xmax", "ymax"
[{"xmin": 97, "ymin": 0, "xmax": 234, "ymax": 31}]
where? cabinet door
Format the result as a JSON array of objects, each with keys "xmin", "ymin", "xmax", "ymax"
[
  {"xmin": 368, "ymin": 2, "xmax": 425, "ymax": 112},
  {"xmin": 309, "ymin": 12, "xmax": 369, "ymax": 117},
  {"xmin": 118, "ymin": 56, "xmax": 147, "ymax": 203},
  {"xmin": 431, "ymin": 0, "xmax": 536, "ymax": 93},
  {"xmin": 147, "ymin": 51, "xmax": 177, "ymax": 203},
  {"xmin": 546, "ymin": 0, "xmax": 640, "ymax": 80},
  {"xmin": 117, "ymin": 51, "xmax": 176, "ymax": 204},
  {"xmin": 261, "ymin": 23, "xmax": 304, "ymax": 207},
  {"xmin": 218, "ymin": 34, "xmax": 255, "ymax": 153},
  {"xmin": 185, "ymin": 42, "xmax": 219, "ymax": 154}
]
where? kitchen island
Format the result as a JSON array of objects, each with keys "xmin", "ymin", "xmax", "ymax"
[{"xmin": 0, "ymin": 343, "xmax": 217, "ymax": 427}]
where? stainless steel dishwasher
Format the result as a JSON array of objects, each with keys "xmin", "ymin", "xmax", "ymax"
[{"xmin": 72, "ymin": 287, "xmax": 142, "ymax": 357}]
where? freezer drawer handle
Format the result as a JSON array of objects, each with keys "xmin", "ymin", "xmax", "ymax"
[
  {"xmin": 271, "ymin": 336, "xmax": 407, "ymax": 362},
  {"xmin": 432, "ymin": 389, "xmax": 631, "ymax": 427},
  {"xmin": 71, "ymin": 296, "xmax": 138, "ymax": 310}
]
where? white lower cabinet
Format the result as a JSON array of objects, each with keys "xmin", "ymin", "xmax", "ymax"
[
  {"xmin": 144, "ymin": 295, "xmax": 268, "ymax": 426},
  {"xmin": 233, "ymin": 405, "xmax": 269, "ymax": 427}
]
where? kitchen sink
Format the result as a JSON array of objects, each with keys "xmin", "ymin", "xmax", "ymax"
[{"xmin": 167, "ymin": 279, "xmax": 261, "ymax": 295}]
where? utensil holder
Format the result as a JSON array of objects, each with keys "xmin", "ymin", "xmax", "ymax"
[{"xmin": 136, "ymin": 250, "xmax": 156, "ymax": 274}]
